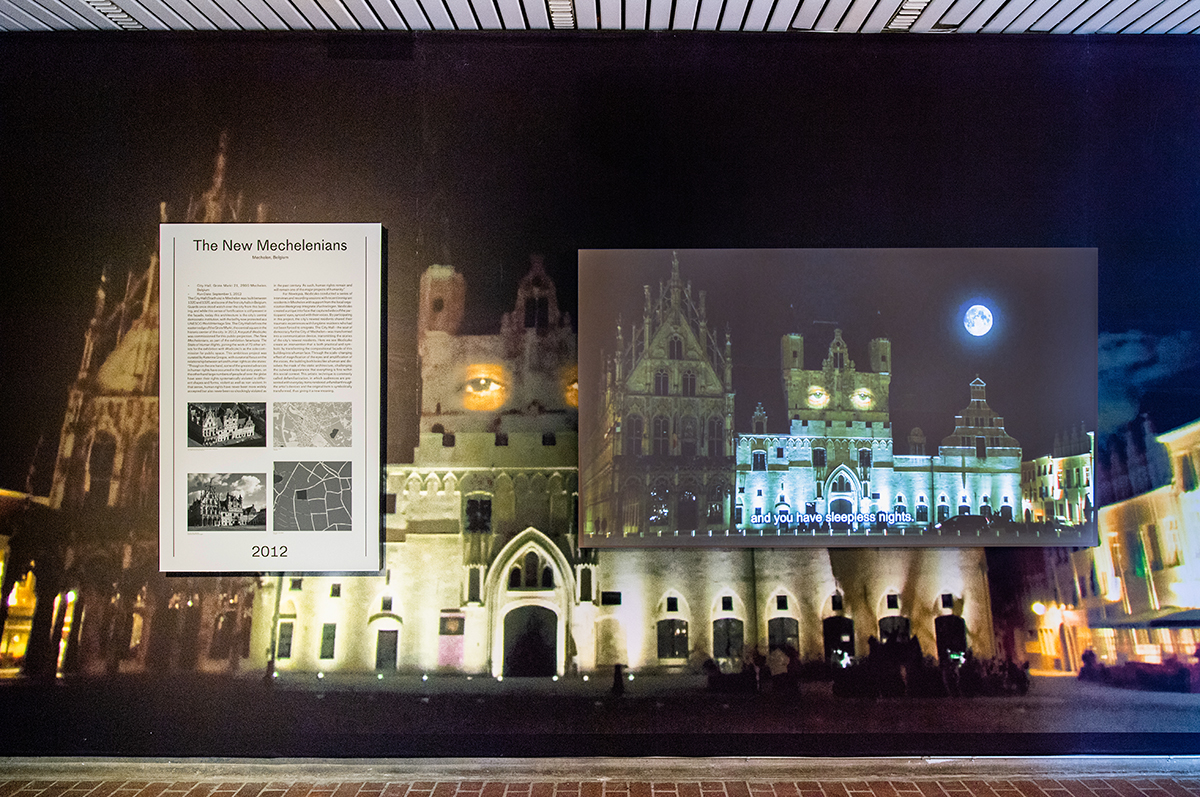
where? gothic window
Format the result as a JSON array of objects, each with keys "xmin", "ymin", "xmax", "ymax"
[
  {"xmin": 657, "ymin": 619, "xmax": 689, "ymax": 659},
  {"xmin": 524, "ymin": 551, "xmax": 540, "ymax": 587},
  {"xmin": 648, "ymin": 481, "xmax": 670, "ymax": 526},
  {"xmin": 580, "ymin": 568, "xmax": 592, "ymax": 602},
  {"xmin": 319, "ymin": 623, "xmax": 337, "ymax": 659},
  {"xmin": 654, "ymin": 370, "xmax": 669, "ymax": 396},
  {"xmin": 713, "ymin": 617, "xmax": 744, "ymax": 659},
  {"xmin": 468, "ymin": 570, "xmax": 481, "ymax": 602},
  {"xmin": 669, "ymin": 336, "xmax": 683, "ymax": 360},
  {"xmin": 707, "ymin": 485, "xmax": 726, "ymax": 523},
  {"xmin": 681, "ymin": 417, "xmax": 697, "ymax": 457},
  {"xmin": 85, "ymin": 432, "xmax": 117, "ymax": 510},
  {"xmin": 621, "ymin": 479, "xmax": 644, "ymax": 536},
  {"xmin": 625, "ymin": 415, "xmax": 644, "ymax": 456},
  {"xmin": 813, "ymin": 448, "xmax": 826, "ymax": 468},
  {"xmin": 276, "ymin": 621, "xmax": 294, "ymax": 659},
  {"xmin": 752, "ymin": 451, "xmax": 766, "ymax": 471},
  {"xmin": 466, "ymin": 497, "xmax": 492, "ymax": 532},
  {"xmin": 524, "ymin": 296, "xmax": 549, "ymax": 328},
  {"xmin": 678, "ymin": 486, "xmax": 698, "ymax": 530},
  {"xmin": 509, "ymin": 568, "xmax": 522, "ymax": 588},
  {"xmin": 859, "ymin": 448, "xmax": 872, "ymax": 470},
  {"xmin": 541, "ymin": 567, "xmax": 554, "ymax": 588},
  {"xmin": 653, "ymin": 416, "xmax": 670, "ymax": 455},
  {"xmin": 707, "ymin": 417, "xmax": 723, "ymax": 457},
  {"xmin": 768, "ymin": 617, "xmax": 799, "ymax": 652},
  {"xmin": 831, "ymin": 593, "xmax": 844, "ymax": 612},
  {"xmin": 682, "ymin": 371, "xmax": 696, "ymax": 397},
  {"xmin": 916, "ymin": 504, "xmax": 929, "ymax": 522},
  {"xmin": 937, "ymin": 504, "xmax": 950, "ymax": 523}
]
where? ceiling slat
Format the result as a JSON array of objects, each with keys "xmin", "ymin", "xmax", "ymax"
[
  {"xmin": 520, "ymin": 0, "xmax": 548, "ymax": 25},
  {"xmin": 672, "ymin": 0, "xmax": 699, "ymax": 26},
  {"xmin": 814, "ymin": 0, "xmax": 852, "ymax": 30},
  {"xmin": 844, "ymin": 0, "xmax": 883, "ymax": 32},
  {"xmin": 1101, "ymin": 0, "xmax": 1167, "ymax": 27},
  {"xmin": 0, "ymin": 7, "xmax": 34, "ymax": 26},
  {"xmin": 1120, "ymin": 0, "xmax": 1184, "ymax": 30},
  {"xmin": 647, "ymin": 0, "xmax": 669, "ymax": 27},
  {"xmin": 1051, "ymin": 0, "xmax": 1111, "ymax": 31},
  {"xmin": 764, "ymin": 0, "xmax": 801, "ymax": 28},
  {"xmin": 0, "ymin": 0, "xmax": 52, "ymax": 25},
  {"xmin": 210, "ymin": 0, "xmax": 266, "ymax": 27},
  {"xmin": 1002, "ymin": 0, "xmax": 1060, "ymax": 31},
  {"xmin": 92, "ymin": 0, "xmax": 172, "ymax": 28},
  {"xmin": 1144, "ymin": 0, "xmax": 1199, "ymax": 28},
  {"xmin": 908, "ymin": 0, "xmax": 956, "ymax": 31},
  {"xmin": 311, "ymin": 0, "xmax": 359, "ymax": 26},
  {"xmin": 1028, "ymin": 0, "xmax": 1084, "ymax": 29},
  {"xmin": 416, "ymin": 0, "xmax": 453, "ymax": 25},
  {"xmin": 575, "ymin": 0, "xmax": 596, "ymax": 26},
  {"xmin": 625, "ymin": 0, "xmax": 646, "ymax": 27},
  {"xmin": 1074, "ymin": 0, "xmax": 1134, "ymax": 31},
  {"xmin": 695, "ymin": 0, "xmax": 724, "ymax": 28},
  {"xmin": 1164, "ymin": 2, "xmax": 1200, "ymax": 26},
  {"xmin": 154, "ymin": 0, "xmax": 216, "ymax": 27},
  {"xmin": 28, "ymin": 0, "xmax": 107, "ymax": 28},
  {"xmin": 741, "ymin": 0, "xmax": 773, "ymax": 27},
  {"xmin": 862, "ymin": 0, "xmax": 904, "ymax": 29},
  {"xmin": 341, "ymin": 0, "xmax": 386, "ymax": 26},
  {"xmin": 718, "ymin": 0, "xmax": 748, "ymax": 28},
  {"xmin": 6, "ymin": 0, "xmax": 75, "ymax": 28},
  {"xmin": 958, "ymin": 0, "xmax": 1008, "ymax": 30},
  {"xmin": 256, "ymin": 0, "xmax": 311, "ymax": 27},
  {"xmin": 493, "ymin": 0, "xmax": 523, "ymax": 26},
  {"xmin": 468, "ymin": 0, "xmax": 501, "ymax": 27},
  {"xmin": 596, "ymin": 0, "xmax": 617, "ymax": 25},
  {"xmin": 789, "ymin": 0, "xmax": 826, "ymax": 28},
  {"xmin": 981, "ymin": 0, "xmax": 1038, "ymax": 29},
  {"xmin": 938, "ymin": 0, "xmax": 984, "ymax": 26},
  {"xmin": 443, "ymin": 0, "xmax": 478, "ymax": 27}
]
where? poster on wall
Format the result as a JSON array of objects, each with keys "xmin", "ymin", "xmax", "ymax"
[{"xmin": 158, "ymin": 222, "xmax": 384, "ymax": 572}]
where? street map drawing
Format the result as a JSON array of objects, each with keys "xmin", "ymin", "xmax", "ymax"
[
  {"xmin": 273, "ymin": 461, "xmax": 353, "ymax": 531},
  {"xmin": 273, "ymin": 401, "xmax": 352, "ymax": 448}
]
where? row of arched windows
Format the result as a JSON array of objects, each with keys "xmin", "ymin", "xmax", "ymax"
[
  {"xmin": 621, "ymin": 479, "xmax": 728, "ymax": 532},
  {"xmin": 652, "ymin": 369, "xmax": 698, "ymax": 396},
  {"xmin": 623, "ymin": 414, "xmax": 724, "ymax": 458}
]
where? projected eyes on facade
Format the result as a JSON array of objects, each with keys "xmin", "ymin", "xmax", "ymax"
[
  {"xmin": 462, "ymin": 365, "xmax": 508, "ymax": 411},
  {"xmin": 851, "ymin": 388, "xmax": 874, "ymax": 410},
  {"xmin": 807, "ymin": 386, "xmax": 830, "ymax": 408}
]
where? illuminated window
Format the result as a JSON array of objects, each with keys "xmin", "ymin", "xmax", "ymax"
[
  {"xmin": 916, "ymin": 505, "xmax": 929, "ymax": 522},
  {"xmin": 682, "ymin": 371, "xmax": 696, "ymax": 397},
  {"xmin": 707, "ymin": 417, "xmax": 723, "ymax": 457},
  {"xmin": 319, "ymin": 623, "xmax": 336, "ymax": 659},
  {"xmin": 657, "ymin": 619, "xmax": 688, "ymax": 658},
  {"xmin": 654, "ymin": 371, "xmax": 669, "ymax": 396},
  {"xmin": 653, "ymin": 417, "xmax": 670, "ymax": 456},
  {"xmin": 669, "ymin": 336, "xmax": 683, "ymax": 360},
  {"xmin": 276, "ymin": 622, "xmax": 294, "ymax": 659},
  {"xmin": 649, "ymin": 481, "xmax": 670, "ymax": 526},
  {"xmin": 626, "ymin": 415, "xmax": 644, "ymax": 456}
]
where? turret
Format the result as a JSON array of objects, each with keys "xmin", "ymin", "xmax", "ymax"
[
  {"xmin": 869, "ymin": 338, "xmax": 891, "ymax": 374},
  {"xmin": 418, "ymin": 264, "xmax": 465, "ymax": 343}
]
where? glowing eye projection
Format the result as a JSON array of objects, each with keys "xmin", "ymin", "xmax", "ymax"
[
  {"xmin": 851, "ymin": 388, "xmax": 874, "ymax": 410},
  {"xmin": 563, "ymin": 365, "xmax": 579, "ymax": 408},
  {"xmin": 964, "ymin": 304, "xmax": 993, "ymax": 337},
  {"xmin": 807, "ymin": 386, "xmax": 830, "ymax": 408},
  {"xmin": 462, "ymin": 364, "xmax": 508, "ymax": 411}
]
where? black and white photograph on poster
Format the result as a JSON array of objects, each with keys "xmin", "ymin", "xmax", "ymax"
[
  {"xmin": 578, "ymin": 249, "xmax": 1099, "ymax": 549},
  {"xmin": 1, "ymin": 35, "xmax": 1199, "ymax": 758},
  {"xmin": 186, "ymin": 472, "xmax": 268, "ymax": 530},
  {"xmin": 186, "ymin": 402, "xmax": 267, "ymax": 448},
  {"xmin": 273, "ymin": 401, "xmax": 353, "ymax": 448}
]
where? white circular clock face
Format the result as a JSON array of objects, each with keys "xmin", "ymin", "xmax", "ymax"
[
  {"xmin": 851, "ymin": 387, "xmax": 874, "ymax": 410},
  {"xmin": 807, "ymin": 386, "xmax": 830, "ymax": 408},
  {"xmin": 964, "ymin": 304, "xmax": 994, "ymax": 336}
]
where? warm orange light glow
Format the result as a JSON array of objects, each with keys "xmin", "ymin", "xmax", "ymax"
[
  {"xmin": 462, "ymin": 364, "xmax": 509, "ymax": 411},
  {"xmin": 562, "ymin": 365, "xmax": 579, "ymax": 408},
  {"xmin": 1031, "ymin": 601, "xmax": 1046, "ymax": 615}
]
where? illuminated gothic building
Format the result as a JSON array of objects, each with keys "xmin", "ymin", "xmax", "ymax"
[
  {"xmin": 187, "ymin": 485, "xmax": 256, "ymax": 528},
  {"xmin": 0, "ymin": 136, "xmax": 260, "ymax": 677},
  {"xmin": 737, "ymin": 337, "xmax": 1024, "ymax": 535},
  {"xmin": 1021, "ymin": 424, "xmax": 1094, "ymax": 525},
  {"xmin": 581, "ymin": 254, "xmax": 735, "ymax": 540},
  {"xmin": 189, "ymin": 404, "xmax": 259, "ymax": 446}
]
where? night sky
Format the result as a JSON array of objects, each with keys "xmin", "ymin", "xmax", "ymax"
[
  {"xmin": 2, "ymin": 35, "xmax": 1199, "ymax": 493},
  {"xmin": 578, "ymin": 248, "xmax": 1097, "ymax": 457}
]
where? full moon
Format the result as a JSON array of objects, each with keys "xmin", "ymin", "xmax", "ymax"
[{"xmin": 964, "ymin": 304, "xmax": 993, "ymax": 336}]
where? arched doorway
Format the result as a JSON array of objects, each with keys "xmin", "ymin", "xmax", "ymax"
[
  {"xmin": 503, "ymin": 605, "xmax": 557, "ymax": 676},
  {"xmin": 935, "ymin": 614, "xmax": 968, "ymax": 665},
  {"xmin": 823, "ymin": 615, "xmax": 855, "ymax": 665}
]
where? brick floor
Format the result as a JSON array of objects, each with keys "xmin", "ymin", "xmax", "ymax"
[{"xmin": 2, "ymin": 781, "xmax": 1199, "ymax": 797}]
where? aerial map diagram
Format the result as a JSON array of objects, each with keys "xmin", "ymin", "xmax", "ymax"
[
  {"xmin": 273, "ymin": 461, "xmax": 353, "ymax": 531},
  {"xmin": 273, "ymin": 401, "xmax": 352, "ymax": 448}
]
